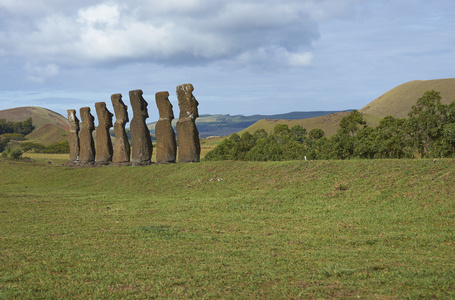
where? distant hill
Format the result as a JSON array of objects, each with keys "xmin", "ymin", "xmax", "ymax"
[
  {"xmin": 360, "ymin": 78, "xmax": 455, "ymax": 118},
  {"xmin": 25, "ymin": 123, "xmax": 68, "ymax": 146},
  {"xmin": 148, "ymin": 111, "xmax": 345, "ymax": 138},
  {"xmin": 0, "ymin": 107, "xmax": 69, "ymax": 145},
  {"xmin": 0, "ymin": 106, "xmax": 69, "ymax": 131},
  {"xmin": 239, "ymin": 112, "xmax": 351, "ymax": 137},
  {"xmin": 241, "ymin": 78, "xmax": 455, "ymax": 137}
]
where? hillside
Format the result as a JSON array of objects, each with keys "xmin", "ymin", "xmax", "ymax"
[
  {"xmin": 241, "ymin": 78, "xmax": 455, "ymax": 137},
  {"xmin": 148, "ymin": 111, "xmax": 344, "ymax": 138},
  {"xmin": 25, "ymin": 123, "xmax": 68, "ymax": 146},
  {"xmin": 0, "ymin": 106, "xmax": 70, "ymax": 146},
  {"xmin": 0, "ymin": 106, "xmax": 69, "ymax": 131},
  {"xmin": 360, "ymin": 78, "xmax": 455, "ymax": 118}
]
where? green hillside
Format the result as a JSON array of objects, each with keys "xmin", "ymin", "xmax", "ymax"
[
  {"xmin": 0, "ymin": 106, "xmax": 69, "ymax": 131},
  {"xmin": 1, "ymin": 159, "xmax": 454, "ymax": 298},
  {"xmin": 25, "ymin": 123, "xmax": 68, "ymax": 146},
  {"xmin": 241, "ymin": 78, "xmax": 455, "ymax": 137}
]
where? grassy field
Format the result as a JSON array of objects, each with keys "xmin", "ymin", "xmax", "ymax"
[{"xmin": 0, "ymin": 159, "xmax": 454, "ymax": 298}]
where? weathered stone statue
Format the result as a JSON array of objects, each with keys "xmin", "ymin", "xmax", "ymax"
[
  {"xmin": 67, "ymin": 109, "xmax": 80, "ymax": 163},
  {"xmin": 79, "ymin": 107, "xmax": 96, "ymax": 164},
  {"xmin": 111, "ymin": 94, "xmax": 131, "ymax": 165},
  {"xmin": 95, "ymin": 102, "xmax": 113, "ymax": 165},
  {"xmin": 155, "ymin": 91, "xmax": 177, "ymax": 163},
  {"xmin": 176, "ymin": 83, "xmax": 200, "ymax": 163},
  {"xmin": 129, "ymin": 89, "xmax": 153, "ymax": 165}
]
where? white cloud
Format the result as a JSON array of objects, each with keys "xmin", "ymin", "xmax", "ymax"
[
  {"xmin": 0, "ymin": 0, "xmax": 362, "ymax": 80},
  {"xmin": 288, "ymin": 52, "xmax": 314, "ymax": 67},
  {"xmin": 77, "ymin": 3, "xmax": 121, "ymax": 27}
]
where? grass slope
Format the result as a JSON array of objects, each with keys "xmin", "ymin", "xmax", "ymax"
[
  {"xmin": 25, "ymin": 123, "xmax": 69, "ymax": 146},
  {"xmin": 360, "ymin": 78, "xmax": 455, "ymax": 118},
  {"xmin": 239, "ymin": 112, "xmax": 350, "ymax": 137},
  {"xmin": 239, "ymin": 78, "xmax": 455, "ymax": 137},
  {"xmin": 239, "ymin": 112, "xmax": 382, "ymax": 137},
  {"xmin": 1, "ymin": 159, "xmax": 454, "ymax": 298},
  {"xmin": 0, "ymin": 106, "xmax": 69, "ymax": 131}
]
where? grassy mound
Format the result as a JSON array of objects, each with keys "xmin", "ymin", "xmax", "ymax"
[{"xmin": 0, "ymin": 159, "xmax": 454, "ymax": 298}]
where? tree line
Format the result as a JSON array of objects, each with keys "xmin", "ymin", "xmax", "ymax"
[
  {"xmin": 0, "ymin": 118, "xmax": 34, "ymax": 135},
  {"xmin": 204, "ymin": 90, "xmax": 455, "ymax": 161},
  {"xmin": 0, "ymin": 117, "xmax": 69, "ymax": 155}
]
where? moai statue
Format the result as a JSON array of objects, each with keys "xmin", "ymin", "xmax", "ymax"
[
  {"xmin": 95, "ymin": 102, "xmax": 113, "ymax": 165},
  {"xmin": 79, "ymin": 107, "xmax": 96, "ymax": 164},
  {"xmin": 155, "ymin": 91, "xmax": 177, "ymax": 163},
  {"xmin": 176, "ymin": 83, "xmax": 200, "ymax": 163},
  {"xmin": 129, "ymin": 89, "xmax": 153, "ymax": 165},
  {"xmin": 111, "ymin": 94, "xmax": 131, "ymax": 165},
  {"xmin": 67, "ymin": 109, "xmax": 80, "ymax": 163}
]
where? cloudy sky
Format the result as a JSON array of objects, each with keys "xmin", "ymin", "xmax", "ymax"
[{"xmin": 0, "ymin": 0, "xmax": 454, "ymax": 120}]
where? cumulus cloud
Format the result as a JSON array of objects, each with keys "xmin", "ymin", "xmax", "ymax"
[{"xmin": 0, "ymin": 0, "xmax": 359, "ymax": 80}]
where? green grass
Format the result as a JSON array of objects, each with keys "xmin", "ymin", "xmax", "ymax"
[{"xmin": 1, "ymin": 159, "xmax": 454, "ymax": 298}]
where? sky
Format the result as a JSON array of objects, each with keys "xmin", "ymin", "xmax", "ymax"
[{"xmin": 1, "ymin": 0, "xmax": 454, "ymax": 121}]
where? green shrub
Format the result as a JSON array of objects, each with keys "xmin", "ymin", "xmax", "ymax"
[{"xmin": 10, "ymin": 149, "xmax": 23, "ymax": 159}]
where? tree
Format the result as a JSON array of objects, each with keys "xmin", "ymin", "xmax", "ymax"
[
  {"xmin": 290, "ymin": 125, "xmax": 307, "ymax": 143},
  {"xmin": 0, "ymin": 137, "xmax": 10, "ymax": 153},
  {"xmin": 253, "ymin": 129, "xmax": 268, "ymax": 140},
  {"xmin": 244, "ymin": 136, "xmax": 283, "ymax": 161},
  {"xmin": 339, "ymin": 110, "xmax": 366, "ymax": 136},
  {"xmin": 231, "ymin": 132, "xmax": 256, "ymax": 160},
  {"xmin": 406, "ymin": 90, "xmax": 447, "ymax": 158},
  {"xmin": 353, "ymin": 126, "xmax": 379, "ymax": 159},
  {"xmin": 20, "ymin": 118, "xmax": 35, "ymax": 135},
  {"xmin": 308, "ymin": 128, "xmax": 325, "ymax": 141},
  {"xmin": 375, "ymin": 116, "xmax": 412, "ymax": 158},
  {"xmin": 204, "ymin": 138, "xmax": 236, "ymax": 161}
]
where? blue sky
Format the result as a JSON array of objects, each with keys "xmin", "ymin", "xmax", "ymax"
[{"xmin": 0, "ymin": 0, "xmax": 454, "ymax": 121}]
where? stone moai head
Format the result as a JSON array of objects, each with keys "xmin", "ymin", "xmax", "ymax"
[
  {"xmin": 176, "ymin": 83, "xmax": 199, "ymax": 120},
  {"xmin": 95, "ymin": 102, "xmax": 113, "ymax": 128},
  {"xmin": 80, "ymin": 107, "xmax": 95, "ymax": 131},
  {"xmin": 67, "ymin": 109, "xmax": 79, "ymax": 131},
  {"xmin": 156, "ymin": 91, "xmax": 174, "ymax": 120},
  {"xmin": 130, "ymin": 89, "xmax": 149, "ymax": 120},
  {"xmin": 111, "ymin": 94, "xmax": 129, "ymax": 124}
]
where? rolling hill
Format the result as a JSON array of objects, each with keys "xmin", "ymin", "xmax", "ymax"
[
  {"xmin": 0, "ymin": 106, "xmax": 69, "ymax": 131},
  {"xmin": 240, "ymin": 78, "xmax": 455, "ymax": 137},
  {"xmin": 147, "ymin": 111, "xmax": 345, "ymax": 138},
  {"xmin": 25, "ymin": 123, "xmax": 69, "ymax": 146},
  {"xmin": 360, "ymin": 78, "xmax": 455, "ymax": 118},
  {"xmin": 0, "ymin": 106, "xmax": 70, "ymax": 145}
]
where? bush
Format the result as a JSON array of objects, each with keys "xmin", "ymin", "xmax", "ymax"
[{"xmin": 10, "ymin": 149, "xmax": 23, "ymax": 159}]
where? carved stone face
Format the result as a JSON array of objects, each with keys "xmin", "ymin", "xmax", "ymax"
[
  {"xmin": 95, "ymin": 102, "xmax": 113, "ymax": 128},
  {"xmin": 177, "ymin": 83, "xmax": 199, "ymax": 120},
  {"xmin": 140, "ymin": 97, "xmax": 149, "ymax": 119},
  {"xmin": 80, "ymin": 107, "xmax": 95, "ymax": 131},
  {"xmin": 111, "ymin": 94, "xmax": 129, "ymax": 123},
  {"xmin": 189, "ymin": 93, "xmax": 199, "ymax": 119},
  {"xmin": 67, "ymin": 109, "xmax": 79, "ymax": 131},
  {"xmin": 156, "ymin": 91, "xmax": 174, "ymax": 120},
  {"xmin": 130, "ymin": 89, "xmax": 149, "ymax": 120}
]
